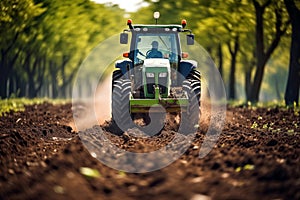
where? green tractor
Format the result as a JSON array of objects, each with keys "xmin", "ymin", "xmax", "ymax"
[{"xmin": 111, "ymin": 12, "xmax": 201, "ymax": 135}]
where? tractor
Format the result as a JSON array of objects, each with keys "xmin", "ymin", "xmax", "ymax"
[{"xmin": 111, "ymin": 12, "xmax": 201, "ymax": 135}]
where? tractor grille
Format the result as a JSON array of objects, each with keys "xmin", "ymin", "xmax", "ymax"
[
  {"xmin": 158, "ymin": 77, "xmax": 167, "ymax": 94},
  {"xmin": 146, "ymin": 77, "xmax": 155, "ymax": 94},
  {"xmin": 146, "ymin": 76, "xmax": 168, "ymax": 95}
]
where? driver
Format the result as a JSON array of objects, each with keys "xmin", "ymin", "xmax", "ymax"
[{"xmin": 146, "ymin": 41, "xmax": 163, "ymax": 58}]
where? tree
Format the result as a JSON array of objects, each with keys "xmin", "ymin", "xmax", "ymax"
[
  {"xmin": 0, "ymin": 0, "xmax": 44, "ymax": 98},
  {"xmin": 248, "ymin": 0, "xmax": 290, "ymax": 102},
  {"xmin": 0, "ymin": 0, "xmax": 126, "ymax": 98},
  {"xmin": 284, "ymin": 0, "xmax": 300, "ymax": 106},
  {"xmin": 227, "ymin": 36, "xmax": 240, "ymax": 100}
]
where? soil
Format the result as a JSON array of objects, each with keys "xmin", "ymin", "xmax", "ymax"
[{"xmin": 0, "ymin": 102, "xmax": 299, "ymax": 200}]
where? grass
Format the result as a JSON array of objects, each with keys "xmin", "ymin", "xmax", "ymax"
[
  {"xmin": 228, "ymin": 100, "xmax": 299, "ymax": 110},
  {"xmin": 1, "ymin": 98, "xmax": 298, "ymax": 117},
  {"xmin": 0, "ymin": 98, "xmax": 70, "ymax": 116}
]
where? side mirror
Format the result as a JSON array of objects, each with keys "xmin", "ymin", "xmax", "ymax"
[
  {"xmin": 120, "ymin": 33, "xmax": 128, "ymax": 44},
  {"xmin": 187, "ymin": 34, "xmax": 194, "ymax": 45}
]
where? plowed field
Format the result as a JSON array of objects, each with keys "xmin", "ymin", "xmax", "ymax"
[{"xmin": 0, "ymin": 103, "xmax": 299, "ymax": 199}]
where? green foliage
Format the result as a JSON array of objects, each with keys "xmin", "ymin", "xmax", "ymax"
[
  {"xmin": 140, "ymin": 0, "xmax": 291, "ymax": 103},
  {"xmin": 228, "ymin": 99, "xmax": 300, "ymax": 109},
  {"xmin": 0, "ymin": 0, "xmax": 126, "ymax": 99},
  {"xmin": 0, "ymin": 99, "xmax": 28, "ymax": 116},
  {"xmin": 0, "ymin": 98, "xmax": 69, "ymax": 116},
  {"xmin": 1, "ymin": 0, "xmax": 294, "ymax": 103}
]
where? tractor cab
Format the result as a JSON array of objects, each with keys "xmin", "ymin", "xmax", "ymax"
[
  {"xmin": 125, "ymin": 25, "xmax": 183, "ymax": 68},
  {"xmin": 117, "ymin": 14, "xmax": 195, "ymax": 90},
  {"xmin": 120, "ymin": 17, "xmax": 194, "ymax": 70}
]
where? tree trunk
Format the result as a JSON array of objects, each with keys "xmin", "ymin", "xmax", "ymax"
[
  {"xmin": 24, "ymin": 53, "xmax": 41, "ymax": 98},
  {"xmin": 228, "ymin": 36, "xmax": 239, "ymax": 100},
  {"xmin": 0, "ymin": 51, "xmax": 10, "ymax": 99},
  {"xmin": 0, "ymin": 72, "xmax": 8, "ymax": 99},
  {"xmin": 249, "ymin": 1, "xmax": 266, "ymax": 103},
  {"xmin": 245, "ymin": 69, "xmax": 252, "ymax": 100},
  {"xmin": 50, "ymin": 61, "xmax": 59, "ymax": 98},
  {"xmin": 274, "ymin": 76, "xmax": 281, "ymax": 100},
  {"xmin": 60, "ymin": 55, "xmax": 70, "ymax": 98},
  {"xmin": 244, "ymin": 50, "xmax": 256, "ymax": 101},
  {"xmin": 284, "ymin": 0, "xmax": 300, "ymax": 106},
  {"xmin": 218, "ymin": 43, "xmax": 223, "ymax": 77},
  {"xmin": 0, "ymin": 32, "xmax": 20, "ymax": 98},
  {"xmin": 16, "ymin": 76, "xmax": 26, "ymax": 97},
  {"xmin": 34, "ymin": 57, "xmax": 45, "ymax": 97},
  {"xmin": 249, "ymin": 0, "xmax": 288, "ymax": 103},
  {"xmin": 28, "ymin": 56, "xmax": 37, "ymax": 98}
]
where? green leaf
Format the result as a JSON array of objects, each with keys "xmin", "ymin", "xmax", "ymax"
[
  {"xmin": 79, "ymin": 167, "xmax": 101, "ymax": 178},
  {"xmin": 243, "ymin": 164, "xmax": 255, "ymax": 170},
  {"xmin": 235, "ymin": 164, "xmax": 255, "ymax": 172},
  {"xmin": 118, "ymin": 171, "xmax": 126, "ymax": 177},
  {"xmin": 235, "ymin": 167, "xmax": 242, "ymax": 172},
  {"xmin": 251, "ymin": 121, "xmax": 258, "ymax": 129}
]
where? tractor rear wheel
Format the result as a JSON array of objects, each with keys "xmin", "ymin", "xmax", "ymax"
[
  {"xmin": 111, "ymin": 78, "xmax": 134, "ymax": 133},
  {"xmin": 180, "ymin": 69, "xmax": 201, "ymax": 134},
  {"xmin": 112, "ymin": 70, "xmax": 123, "ymax": 91}
]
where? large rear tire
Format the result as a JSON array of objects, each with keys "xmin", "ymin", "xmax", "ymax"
[
  {"xmin": 111, "ymin": 78, "xmax": 134, "ymax": 133},
  {"xmin": 111, "ymin": 70, "xmax": 123, "ymax": 91},
  {"xmin": 180, "ymin": 69, "xmax": 201, "ymax": 134}
]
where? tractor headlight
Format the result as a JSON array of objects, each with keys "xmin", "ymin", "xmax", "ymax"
[
  {"xmin": 146, "ymin": 72, "xmax": 155, "ymax": 78},
  {"xmin": 159, "ymin": 72, "xmax": 168, "ymax": 78}
]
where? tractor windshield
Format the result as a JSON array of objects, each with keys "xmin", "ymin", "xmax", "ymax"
[{"xmin": 133, "ymin": 33, "xmax": 179, "ymax": 66}]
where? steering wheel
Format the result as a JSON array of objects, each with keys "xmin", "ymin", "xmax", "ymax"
[
  {"xmin": 145, "ymin": 50, "xmax": 152, "ymax": 58},
  {"xmin": 137, "ymin": 50, "xmax": 146, "ymax": 57}
]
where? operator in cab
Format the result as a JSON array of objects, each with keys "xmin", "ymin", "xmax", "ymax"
[{"xmin": 146, "ymin": 41, "xmax": 163, "ymax": 58}]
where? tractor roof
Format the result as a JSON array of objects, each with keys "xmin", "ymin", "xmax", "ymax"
[
  {"xmin": 127, "ymin": 24, "xmax": 183, "ymax": 33},
  {"xmin": 125, "ymin": 17, "xmax": 191, "ymax": 33},
  {"xmin": 132, "ymin": 24, "xmax": 183, "ymax": 29}
]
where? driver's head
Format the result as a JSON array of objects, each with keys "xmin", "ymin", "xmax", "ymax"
[{"xmin": 151, "ymin": 41, "xmax": 159, "ymax": 49}]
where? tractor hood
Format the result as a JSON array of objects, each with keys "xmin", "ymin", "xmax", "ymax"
[
  {"xmin": 143, "ymin": 58, "xmax": 170, "ymax": 68},
  {"xmin": 142, "ymin": 58, "xmax": 171, "ymax": 98}
]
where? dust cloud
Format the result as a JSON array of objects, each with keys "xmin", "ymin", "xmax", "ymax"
[{"xmin": 70, "ymin": 76, "xmax": 112, "ymax": 132}]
